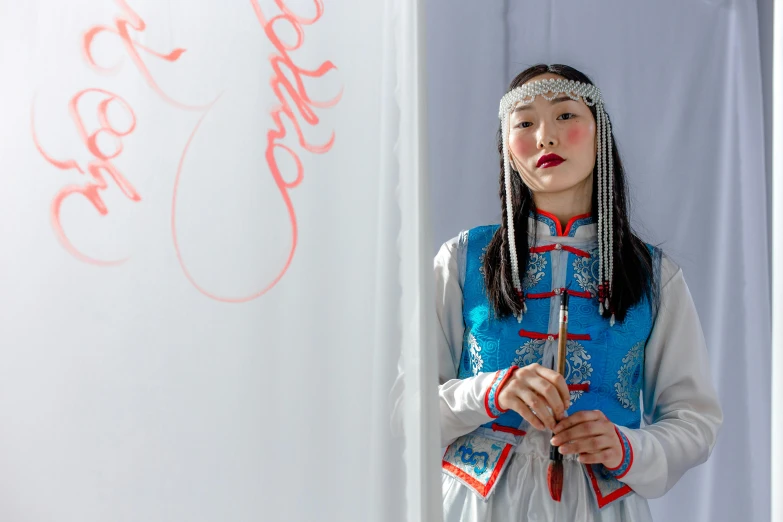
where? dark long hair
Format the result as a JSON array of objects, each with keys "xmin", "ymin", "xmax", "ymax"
[{"xmin": 483, "ymin": 64, "xmax": 657, "ymax": 322}]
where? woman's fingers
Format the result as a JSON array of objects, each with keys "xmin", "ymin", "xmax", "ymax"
[
  {"xmin": 502, "ymin": 395, "xmax": 546, "ymax": 430},
  {"xmin": 553, "ymin": 409, "xmax": 604, "ymax": 435},
  {"xmin": 558, "ymin": 434, "xmax": 615, "ymax": 456},
  {"xmin": 534, "ymin": 365, "xmax": 571, "ymax": 409},
  {"xmin": 526, "ymin": 375, "xmax": 567, "ymax": 420},
  {"xmin": 496, "ymin": 365, "xmax": 574, "ymax": 431},
  {"xmin": 551, "ymin": 418, "xmax": 605, "ymax": 445},
  {"xmin": 575, "ymin": 449, "xmax": 617, "ymax": 465},
  {"xmin": 519, "ymin": 389, "xmax": 557, "ymax": 430}
]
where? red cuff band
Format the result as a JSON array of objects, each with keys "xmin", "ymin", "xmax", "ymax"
[
  {"xmin": 604, "ymin": 427, "xmax": 634, "ymax": 479},
  {"xmin": 494, "ymin": 365, "xmax": 518, "ymax": 413}
]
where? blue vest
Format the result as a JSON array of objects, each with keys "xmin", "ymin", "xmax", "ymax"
[{"xmin": 458, "ymin": 219, "xmax": 660, "ymax": 435}]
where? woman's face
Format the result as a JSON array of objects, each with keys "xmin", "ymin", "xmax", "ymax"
[{"xmin": 507, "ymin": 73, "xmax": 597, "ymax": 197}]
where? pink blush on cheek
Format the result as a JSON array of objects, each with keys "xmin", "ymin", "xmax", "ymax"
[
  {"xmin": 510, "ymin": 136, "xmax": 537, "ymax": 156},
  {"xmin": 566, "ymin": 125, "xmax": 590, "ymax": 145}
]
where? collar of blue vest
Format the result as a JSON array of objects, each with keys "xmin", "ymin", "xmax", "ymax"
[{"xmin": 530, "ymin": 210, "xmax": 596, "ymax": 239}]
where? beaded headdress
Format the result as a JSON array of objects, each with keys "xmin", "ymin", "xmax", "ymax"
[{"xmin": 498, "ymin": 78, "xmax": 615, "ymax": 325}]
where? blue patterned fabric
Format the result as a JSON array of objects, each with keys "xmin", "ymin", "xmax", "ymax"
[
  {"xmin": 604, "ymin": 429, "xmax": 633, "ymax": 478},
  {"xmin": 615, "ymin": 341, "xmax": 645, "ymax": 411},
  {"xmin": 535, "ymin": 215, "xmax": 559, "ymax": 236},
  {"xmin": 458, "ymin": 220, "xmax": 659, "ymax": 438},
  {"xmin": 442, "ymin": 433, "xmax": 514, "ymax": 498},
  {"xmin": 533, "ymin": 211, "xmax": 593, "ymax": 237},
  {"xmin": 486, "ymin": 367, "xmax": 513, "ymax": 418},
  {"xmin": 566, "ymin": 216, "xmax": 594, "ymax": 237}
]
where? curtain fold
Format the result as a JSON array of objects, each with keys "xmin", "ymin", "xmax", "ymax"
[{"xmin": 0, "ymin": 1, "xmax": 434, "ymax": 520}]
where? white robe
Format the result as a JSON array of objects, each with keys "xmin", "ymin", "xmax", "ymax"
[{"xmin": 393, "ymin": 218, "xmax": 723, "ymax": 521}]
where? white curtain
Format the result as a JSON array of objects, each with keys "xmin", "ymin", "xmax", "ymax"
[
  {"xmin": 770, "ymin": 1, "xmax": 782, "ymax": 520},
  {"xmin": 426, "ymin": 0, "xmax": 769, "ymax": 520},
  {"xmin": 0, "ymin": 1, "xmax": 438, "ymax": 520}
]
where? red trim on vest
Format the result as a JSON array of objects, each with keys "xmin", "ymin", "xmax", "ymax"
[
  {"xmin": 536, "ymin": 209, "xmax": 565, "ymax": 235},
  {"xmin": 491, "ymin": 424, "xmax": 527, "ymax": 437},
  {"xmin": 529, "ymin": 244, "xmax": 591, "ymax": 258},
  {"xmin": 563, "ymin": 245, "xmax": 591, "ymax": 257},
  {"xmin": 567, "ymin": 383, "xmax": 590, "ymax": 392},
  {"xmin": 526, "ymin": 288, "xmax": 594, "ymax": 300},
  {"xmin": 563, "ymin": 213, "xmax": 593, "ymax": 236},
  {"xmin": 533, "ymin": 210, "xmax": 593, "ymax": 237},
  {"xmin": 585, "ymin": 465, "xmax": 634, "ymax": 509},
  {"xmin": 442, "ymin": 443, "xmax": 513, "ymax": 498},
  {"xmin": 518, "ymin": 329, "xmax": 592, "ymax": 341},
  {"xmin": 529, "ymin": 245, "xmax": 554, "ymax": 254},
  {"xmin": 525, "ymin": 291, "xmax": 554, "ymax": 299}
]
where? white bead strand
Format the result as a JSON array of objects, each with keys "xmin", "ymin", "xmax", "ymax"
[
  {"xmin": 497, "ymin": 78, "xmax": 615, "ymax": 324},
  {"xmin": 502, "ymin": 113, "xmax": 524, "ymax": 322}
]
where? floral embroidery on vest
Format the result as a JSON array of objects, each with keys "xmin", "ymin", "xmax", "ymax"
[
  {"xmin": 524, "ymin": 253, "xmax": 547, "ymax": 290},
  {"xmin": 565, "ymin": 340, "xmax": 593, "ymax": 402},
  {"xmin": 467, "ymin": 332, "xmax": 484, "ymax": 375},
  {"xmin": 478, "ymin": 245, "xmax": 489, "ymax": 279},
  {"xmin": 513, "ymin": 339, "xmax": 545, "ymax": 368},
  {"xmin": 572, "ymin": 248, "xmax": 599, "ymax": 297},
  {"xmin": 615, "ymin": 341, "xmax": 644, "ymax": 411}
]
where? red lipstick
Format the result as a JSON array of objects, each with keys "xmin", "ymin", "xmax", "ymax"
[{"xmin": 537, "ymin": 153, "xmax": 565, "ymax": 169}]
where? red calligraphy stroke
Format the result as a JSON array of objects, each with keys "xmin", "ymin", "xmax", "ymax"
[
  {"xmin": 31, "ymin": 89, "xmax": 140, "ymax": 266},
  {"xmin": 171, "ymin": 0, "xmax": 342, "ymax": 302},
  {"xmin": 83, "ymin": 0, "xmax": 208, "ymax": 111}
]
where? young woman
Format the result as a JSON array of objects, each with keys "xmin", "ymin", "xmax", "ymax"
[{"xmin": 434, "ymin": 64, "xmax": 723, "ymax": 520}]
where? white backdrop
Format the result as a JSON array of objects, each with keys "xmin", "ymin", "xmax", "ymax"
[
  {"xmin": 0, "ymin": 1, "xmax": 440, "ymax": 521},
  {"xmin": 426, "ymin": 0, "xmax": 770, "ymax": 520},
  {"xmin": 771, "ymin": 0, "xmax": 782, "ymax": 520},
  {"xmin": 0, "ymin": 0, "xmax": 772, "ymax": 520}
]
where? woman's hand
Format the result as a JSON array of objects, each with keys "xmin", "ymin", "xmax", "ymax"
[
  {"xmin": 496, "ymin": 364, "xmax": 570, "ymax": 431},
  {"xmin": 550, "ymin": 410, "xmax": 623, "ymax": 468}
]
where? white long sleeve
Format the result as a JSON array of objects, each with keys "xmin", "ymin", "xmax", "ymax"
[
  {"xmin": 614, "ymin": 256, "xmax": 723, "ymax": 498},
  {"xmin": 390, "ymin": 235, "xmax": 500, "ymax": 447}
]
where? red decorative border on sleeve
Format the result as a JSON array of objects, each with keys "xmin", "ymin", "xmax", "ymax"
[
  {"xmin": 483, "ymin": 366, "xmax": 518, "ymax": 418},
  {"xmin": 604, "ymin": 427, "xmax": 634, "ymax": 479}
]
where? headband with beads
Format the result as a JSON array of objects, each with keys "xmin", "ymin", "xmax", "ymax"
[{"xmin": 498, "ymin": 78, "xmax": 615, "ymax": 326}]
